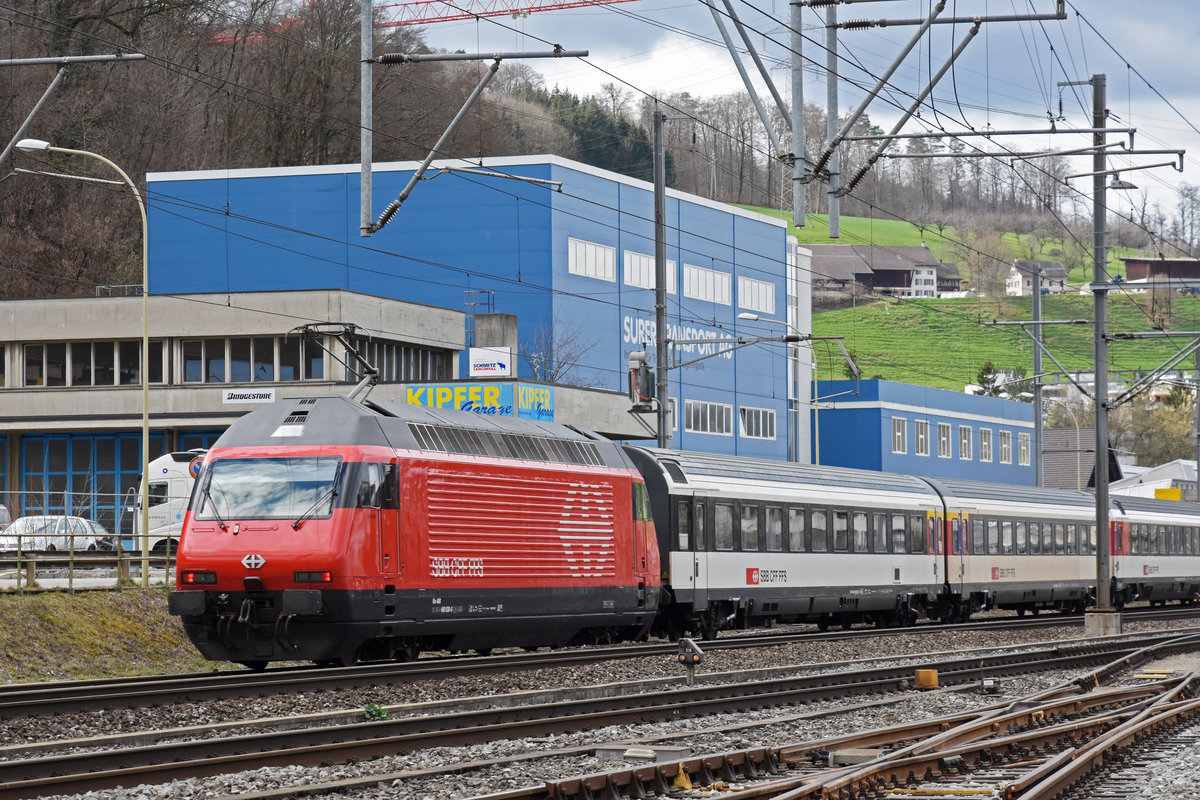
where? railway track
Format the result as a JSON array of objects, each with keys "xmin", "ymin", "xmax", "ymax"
[
  {"xmin": 0, "ymin": 632, "xmax": 1185, "ymax": 800},
  {"xmin": 474, "ymin": 632, "xmax": 1200, "ymax": 800},
  {"xmin": 2, "ymin": 605, "xmax": 1197, "ymax": 721}
]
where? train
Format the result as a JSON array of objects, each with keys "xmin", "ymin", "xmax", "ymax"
[{"xmin": 168, "ymin": 393, "xmax": 1200, "ymax": 668}]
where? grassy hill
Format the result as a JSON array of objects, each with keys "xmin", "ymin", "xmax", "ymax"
[
  {"xmin": 812, "ymin": 293, "xmax": 1200, "ymax": 391},
  {"xmin": 729, "ymin": 210, "xmax": 1188, "ymax": 392}
]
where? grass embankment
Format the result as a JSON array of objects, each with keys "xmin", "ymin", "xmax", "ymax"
[
  {"xmin": 0, "ymin": 590, "xmax": 227, "ymax": 683},
  {"xmin": 813, "ymin": 293, "xmax": 1200, "ymax": 390}
]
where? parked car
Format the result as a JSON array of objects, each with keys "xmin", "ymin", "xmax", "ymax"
[
  {"xmin": 0, "ymin": 504, "xmax": 11, "ymax": 532},
  {"xmin": 0, "ymin": 515, "xmax": 110, "ymax": 553}
]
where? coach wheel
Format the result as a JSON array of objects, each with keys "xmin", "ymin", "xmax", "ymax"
[
  {"xmin": 239, "ymin": 660, "xmax": 268, "ymax": 672},
  {"xmin": 816, "ymin": 618, "xmax": 830, "ymax": 632},
  {"xmin": 475, "ymin": 648, "xmax": 493, "ymax": 657}
]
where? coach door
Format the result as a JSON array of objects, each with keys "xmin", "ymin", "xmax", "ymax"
[
  {"xmin": 693, "ymin": 498, "xmax": 709, "ymax": 611},
  {"xmin": 947, "ymin": 511, "xmax": 967, "ymax": 594}
]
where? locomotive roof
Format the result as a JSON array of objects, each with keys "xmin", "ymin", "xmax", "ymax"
[
  {"xmin": 211, "ymin": 395, "xmax": 636, "ymax": 470},
  {"xmin": 628, "ymin": 447, "xmax": 940, "ymax": 496}
]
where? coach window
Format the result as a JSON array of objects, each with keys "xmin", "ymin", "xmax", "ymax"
[
  {"xmin": 765, "ymin": 506, "xmax": 782, "ymax": 552},
  {"xmin": 714, "ymin": 503, "xmax": 734, "ymax": 551},
  {"xmin": 1158, "ymin": 525, "xmax": 1168, "ymax": 554},
  {"xmin": 852, "ymin": 512, "xmax": 869, "ymax": 553},
  {"xmin": 1027, "ymin": 521, "xmax": 1040, "ymax": 554},
  {"xmin": 787, "ymin": 507, "xmax": 805, "ymax": 551},
  {"xmin": 1042, "ymin": 522, "xmax": 1054, "ymax": 553},
  {"xmin": 971, "ymin": 519, "xmax": 985, "ymax": 554},
  {"xmin": 986, "ymin": 519, "xmax": 999, "ymax": 555},
  {"xmin": 1001, "ymin": 521, "xmax": 1013, "ymax": 555},
  {"xmin": 891, "ymin": 514, "xmax": 907, "ymax": 553},
  {"xmin": 950, "ymin": 517, "xmax": 962, "ymax": 555},
  {"xmin": 933, "ymin": 515, "xmax": 944, "ymax": 554},
  {"xmin": 909, "ymin": 514, "xmax": 925, "ymax": 553},
  {"xmin": 1053, "ymin": 523, "xmax": 1065, "ymax": 554},
  {"xmin": 833, "ymin": 510, "xmax": 849, "ymax": 552},
  {"xmin": 1066, "ymin": 524, "xmax": 1078, "ymax": 553},
  {"xmin": 740, "ymin": 504, "xmax": 759, "ymax": 551},
  {"xmin": 873, "ymin": 513, "xmax": 888, "ymax": 553},
  {"xmin": 695, "ymin": 501, "xmax": 707, "ymax": 551},
  {"xmin": 1015, "ymin": 521, "xmax": 1028, "ymax": 554},
  {"xmin": 811, "ymin": 509, "xmax": 829, "ymax": 552},
  {"xmin": 675, "ymin": 500, "xmax": 690, "ymax": 549}
]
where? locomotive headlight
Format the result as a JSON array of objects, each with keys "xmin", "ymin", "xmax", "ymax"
[
  {"xmin": 294, "ymin": 570, "xmax": 333, "ymax": 583},
  {"xmin": 181, "ymin": 570, "xmax": 217, "ymax": 585}
]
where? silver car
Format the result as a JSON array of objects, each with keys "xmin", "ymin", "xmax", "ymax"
[{"xmin": 0, "ymin": 516, "xmax": 110, "ymax": 552}]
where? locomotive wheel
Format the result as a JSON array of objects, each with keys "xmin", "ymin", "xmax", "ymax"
[
  {"xmin": 239, "ymin": 661, "xmax": 268, "ymax": 671},
  {"xmin": 394, "ymin": 643, "xmax": 421, "ymax": 662},
  {"xmin": 816, "ymin": 619, "xmax": 830, "ymax": 632}
]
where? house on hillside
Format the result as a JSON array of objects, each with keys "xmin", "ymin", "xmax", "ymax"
[
  {"xmin": 807, "ymin": 244, "xmax": 962, "ymax": 299},
  {"xmin": 1006, "ymin": 260, "xmax": 1069, "ymax": 296}
]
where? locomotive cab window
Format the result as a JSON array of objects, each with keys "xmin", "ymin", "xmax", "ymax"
[
  {"xmin": 196, "ymin": 455, "xmax": 343, "ymax": 521},
  {"xmin": 633, "ymin": 482, "xmax": 652, "ymax": 522}
]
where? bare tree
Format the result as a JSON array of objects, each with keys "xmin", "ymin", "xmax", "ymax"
[{"xmin": 520, "ymin": 319, "xmax": 602, "ymax": 387}]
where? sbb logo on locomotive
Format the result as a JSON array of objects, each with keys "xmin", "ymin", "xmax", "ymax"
[
  {"xmin": 430, "ymin": 556, "xmax": 485, "ymax": 578},
  {"xmin": 746, "ymin": 568, "xmax": 787, "ymax": 585}
]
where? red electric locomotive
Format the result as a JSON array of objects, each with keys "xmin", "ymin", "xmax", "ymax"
[{"xmin": 168, "ymin": 395, "xmax": 660, "ymax": 668}]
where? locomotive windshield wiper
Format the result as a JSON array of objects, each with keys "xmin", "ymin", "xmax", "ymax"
[
  {"xmin": 201, "ymin": 483, "xmax": 228, "ymax": 531},
  {"xmin": 292, "ymin": 464, "xmax": 343, "ymax": 530}
]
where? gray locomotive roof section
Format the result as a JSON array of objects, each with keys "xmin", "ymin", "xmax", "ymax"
[
  {"xmin": 921, "ymin": 476, "xmax": 1096, "ymax": 509},
  {"xmin": 213, "ymin": 395, "xmax": 634, "ymax": 469},
  {"xmin": 633, "ymin": 447, "xmax": 941, "ymax": 495}
]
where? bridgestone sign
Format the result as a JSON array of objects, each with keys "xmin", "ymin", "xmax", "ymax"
[{"xmin": 223, "ymin": 389, "xmax": 277, "ymax": 404}]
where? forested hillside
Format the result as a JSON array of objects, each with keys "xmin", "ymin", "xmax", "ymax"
[{"xmin": 7, "ymin": 0, "xmax": 1196, "ymax": 300}]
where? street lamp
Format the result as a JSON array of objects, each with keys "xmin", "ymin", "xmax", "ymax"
[
  {"xmin": 738, "ymin": 312, "xmax": 809, "ymax": 463},
  {"xmin": 15, "ymin": 138, "xmax": 151, "ymax": 585}
]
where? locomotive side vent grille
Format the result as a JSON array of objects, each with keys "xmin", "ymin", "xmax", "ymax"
[
  {"xmin": 297, "ymin": 398, "xmax": 318, "ymax": 405},
  {"xmin": 282, "ymin": 410, "xmax": 309, "ymax": 425},
  {"xmin": 408, "ymin": 423, "xmax": 603, "ymax": 468}
]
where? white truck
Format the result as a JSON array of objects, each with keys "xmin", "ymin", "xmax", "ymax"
[{"xmin": 123, "ymin": 449, "xmax": 205, "ymax": 554}]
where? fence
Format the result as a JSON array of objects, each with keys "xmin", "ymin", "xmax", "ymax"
[{"xmin": 0, "ymin": 487, "xmax": 184, "ymax": 592}]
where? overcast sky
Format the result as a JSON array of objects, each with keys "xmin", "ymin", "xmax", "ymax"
[{"xmin": 408, "ymin": 0, "xmax": 1200, "ymax": 226}]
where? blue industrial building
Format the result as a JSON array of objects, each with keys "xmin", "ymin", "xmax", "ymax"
[
  {"xmin": 815, "ymin": 379, "xmax": 1036, "ymax": 485},
  {"xmin": 146, "ymin": 155, "xmax": 798, "ymax": 459}
]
